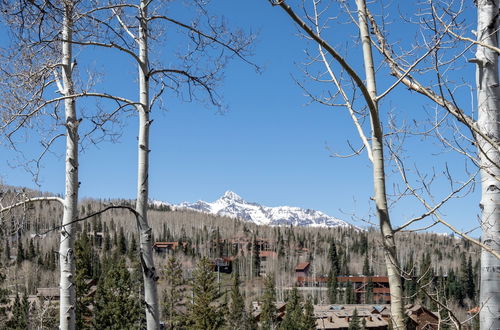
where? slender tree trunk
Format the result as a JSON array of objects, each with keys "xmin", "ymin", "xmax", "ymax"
[
  {"xmin": 355, "ymin": 0, "xmax": 405, "ymax": 328},
  {"xmin": 59, "ymin": 2, "xmax": 78, "ymax": 329},
  {"xmin": 475, "ymin": 1, "xmax": 500, "ymax": 329},
  {"xmin": 137, "ymin": 1, "xmax": 160, "ymax": 328}
]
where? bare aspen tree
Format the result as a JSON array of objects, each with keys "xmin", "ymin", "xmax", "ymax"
[
  {"xmin": 136, "ymin": 1, "xmax": 159, "ymax": 327},
  {"xmin": 70, "ymin": 1, "xmax": 255, "ymax": 327},
  {"xmin": 363, "ymin": 1, "xmax": 500, "ymax": 327},
  {"xmin": 0, "ymin": 1, "xmax": 80, "ymax": 328},
  {"xmin": 355, "ymin": 1, "xmax": 405, "ymax": 327},
  {"xmin": 59, "ymin": 2, "xmax": 79, "ymax": 328},
  {"xmin": 474, "ymin": 1, "xmax": 500, "ymax": 327},
  {"xmin": 0, "ymin": 1, "xmax": 139, "ymax": 328},
  {"xmin": 269, "ymin": 0, "xmax": 405, "ymax": 327}
]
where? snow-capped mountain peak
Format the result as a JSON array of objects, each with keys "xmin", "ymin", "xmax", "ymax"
[
  {"xmin": 221, "ymin": 190, "xmax": 244, "ymax": 203},
  {"xmin": 176, "ymin": 191, "xmax": 350, "ymax": 228}
]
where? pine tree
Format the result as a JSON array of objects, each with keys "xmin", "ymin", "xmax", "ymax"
[
  {"xmin": 187, "ymin": 257, "xmax": 224, "ymax": 329},
  {"xmin": 403, "ymin": 254, "xmax": 417, "ymax": 304},
  {"xmin": 163, "ymin": 255, "xmax": 186, "ymax": 329},
  {"xmin": 75, "ymin": 232, "xmax": 97, "ymax": 329},
  {"xmin": 16, "ymin": 240, "xmax": 24, "ymax": 265},
  {"xmin": 227, "ymin": 271, "xmax": 246, "ymax": 329},
  {"xmin": 118, "ymin": 227, "xmax": 127, "ymax": 255},
  {"xmin": 348, "ymin": 308, "xmax": 361, "ymax": 330},
  {"xmin": 252, "ymin": 235, "xmax": 261, "ymax": 277},
  {"xmin": 103, "ymin": 233, "xmax": 111, "ymax": 252},
  {"xmin": 301, "ymin": 296, "xmax": 316, "ymax": 330},
  {"xmin": 365, "ymin": 278, "xmax": 374, "ymax": 304},
  {"xmin": 5, "ymin": 239, "xmax": 10, "ymax": 261},
  {"xmin": 0, "ymin": 244, "xmax": 9, "ymax": 324},
  {"xmin": 128, "ymin": 234, "xmax": 137, "ymax": 259},
  {"xmin": 93, "ymin": 255, "xmax": 143, "ymax": 329},
  {"xmin": 329, "ymin": 241, "xmax": 340, "ymax": 275},
  {"xmin": 281, "ymin": 287, "xmax": 303, "ymax": 330},
  {"xmin": 362, "ymin": 255, "xmax": 371, "ymax": 276},
  {"xmin": 327, "ymin": 270, "xmax": 338, "ymax": 304},
  {"xmin": 345, "ymin": 281, "xmax": 355, "ymax": 304},
  {"xmin": 28, "ymin": 238, "xmax": 36, "ymax": 260},
  {"xmin": 260, "ymin": 274, "xmax": 277, "ymax": 330},
  {"xmin": 418, "ymin": 252, "xmax": 434, "ymax": 303},
  {"xmin": 465, "ymin": 255, "xmax": 475, "ymax": 301},
  {"xmin": 7, "ymin": 293, "xmax": 29, "ymax": 329}
]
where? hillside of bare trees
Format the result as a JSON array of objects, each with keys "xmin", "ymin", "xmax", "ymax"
[{"xmin": 0, "ymin": 185, "xmax": 480, "ymax": 328}]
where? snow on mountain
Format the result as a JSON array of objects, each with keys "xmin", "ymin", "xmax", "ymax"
[{"xmin": 176, "ymin": 191, "xmax": 351, "ymax": 228}]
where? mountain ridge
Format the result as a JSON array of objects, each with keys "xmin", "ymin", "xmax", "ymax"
[{"xmin": 171, "ymin": 191, "xmax": 351, "ymax": 228}]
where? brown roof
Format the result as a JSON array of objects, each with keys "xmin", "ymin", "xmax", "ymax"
[
  {"xmin": 153, "ymin": 241, "xmax": 178, "ymax": 247},
  {"xmin": 295, "ymin": 262, "xmax": 311, "ymax": 271},
  {"xmin": 297, "ymin": 276, "xmax": 329, "ymax": 283},
  {"xmin": 259, "ymin": 251, "xmax": 277, "ymax": 258},
  {"xmin": 314, "ymin": 305, "xmax": 391, "ymax": 329},
  {"xmin": 337, "ymin": 276, "xmax": 389, "ymax": 283}
]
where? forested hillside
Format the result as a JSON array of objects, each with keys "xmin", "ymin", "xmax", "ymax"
[{"xmin": 0, "ymin": 186, "xmax": 480, "ymax": 328}]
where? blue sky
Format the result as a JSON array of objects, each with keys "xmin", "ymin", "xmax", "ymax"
[{"xmin": 0, "ymin": 0, "xmax": 481, "ymax": 233}]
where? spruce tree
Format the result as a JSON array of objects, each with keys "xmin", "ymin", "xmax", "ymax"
[
  {"xmin": 28, "ymin": 238, "xmax": 36, "ymax": 260},
  {"xmin": 0, "ymin": 245, "xmax": 9, "ymax": 324},
  {"xmin": 260, "ymin": 274, "xmax": 277, "ymax": 330},
  {"xmin": 465, "ymin": 256, "xmax": 475, "ymax": 301},
  {"xmin": 403, "ymin": 254, "xmax": 417, "ymax": 304},
  {"xmin": 187, "ymin": 257, "xmax": 224, "ymax": 329},
  {"xmin": 128, "ymin": 234, "xmax": 138, "ymax": 259},
  {"xmin": 280, "ymin": 287, "xmax": 303, "ymax": 330},
  {"xmin": 163, "ymin": 255, "xmax": 186, "ymax": 329},
  {"xmin": 4, "ymin": 239, "xmax": 10, "ymax": 261},
  {"xmin": 118, "ymin": 227, "xmax": 127, "ymax": 255},
  {"xmin": 327, "ymin": 270, "xmax": 338, "ymax": 304},
  {"xmin": 93, "ymin": 255, "xmax": 143, "ymax": 329},
  {"xmin": 302, "ymin": 296, "xmax": 316, "ymax": 330},
  {"xmin": 252, "ymin": 235, "xmax": 261, "ymax": 277},
  {"xmin": 7, "ymin": 293, "xmax": 29, "ymax": 329},
  {"xmin": 362, "ymin": 255, "xmax": 370, "ymax": 276},
  {"xmin": 75, "ymin": 232, "xmax": 96, "ymax": 329},
  {"xmin": 227, "ymin": 271, "xmax": 246, "ymax": 329},
  {"xmin": 345, "ymin": 281, "xmax": 355, "ymax": 304},
  {"xmin": 103, "ymin": 234, "xmax": 111, "ymax": 252},
  {"xmin": 16, "ymin": 240, "xmax": 24, "ymax": 265},
  {"xmin": 328, "ymin": 241, "xmax": 341, "ymax": 304},
  {"xmin": 329, "ymin": 241, "xmax": 340, "ymax": 275},
  {"xmin": 348, "ymin": 308, "xmax": 361, "ymax": 330},
  {"xmin": 366, "ymin": 278, "xmax": 374, "ymax": 304},
  {"xmin": 418, "ymin": 252, "xmax": 434, "ymax": 303}
]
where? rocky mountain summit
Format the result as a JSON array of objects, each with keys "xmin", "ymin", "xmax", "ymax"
[{"xmin": 176, "ymin": 191, "xmax": 350, "ymax": 228}]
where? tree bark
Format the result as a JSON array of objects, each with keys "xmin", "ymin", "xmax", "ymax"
[
  {"xmin": 475, "ymin": 1, "xmax": 500, "ymax": 329},
  {"xmin": 137, "ymin": 1, "xmax": 160, "ymax": 328},
  {"xmin": 355, "ymin": 0, "xmax": 405, "ymax": 328},
  {"xmin": 59, "ymin": 1, "xmax": 78, "ymax": 329}
]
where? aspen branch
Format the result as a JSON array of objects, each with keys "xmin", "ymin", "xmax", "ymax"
[
  {"xmin": 149, "ymin": 15, "xmax": 259, "ymax": 71},
  {"xmin": 37, "ymin": 204, "xmax": 139, "ymax": 236},
  {"xmin": 270, "ymin": 0, "xmax": 378, "ymax": 117},
  {"xmin": 366, "ymin": 9, "xmax": 500, "ymax": 155},
  {"xmin": 311, "ymin": 0, "xmax": 373, "ymax": 163},
  {"xmin": 111, "ymin": 8, "xmax": 138, "ymax": 42},
  {"xmin": 0, "ymin": 196, "xmax": 64, "ymax": 214}
]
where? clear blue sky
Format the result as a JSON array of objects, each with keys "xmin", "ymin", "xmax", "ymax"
[{"xmin": 0, "ymin": 1, "xmax": 481, "ymax": 234}]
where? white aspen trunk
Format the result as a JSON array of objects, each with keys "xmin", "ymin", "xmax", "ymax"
[
  {"xmin": 137, "ymin": 1, "xmax": 160, "ymax": 328},
  {"xmin": 356, "ymin": 0, "xmax": 405, "ymax": 328},
  {"xmin": 475, "ymin": 1, "xmax": 500, "ymax": 329},
  {"xmin": 59, "ymin": 2, "xmax": 78, "ymax": 329}
]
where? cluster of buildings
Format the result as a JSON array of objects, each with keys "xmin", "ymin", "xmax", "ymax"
[
  {"xmin": 295, "ymin": 262, "xmax": 391, "ymax": 304},
  {"xmin": 252, "ymin": 303, "xmax": 439, "ymax": 330}
]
